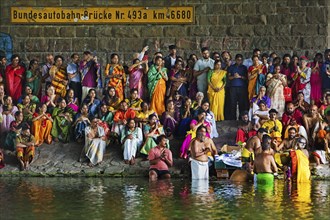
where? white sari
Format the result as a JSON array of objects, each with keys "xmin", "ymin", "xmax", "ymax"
[{"xmin": 84, "ymin": 125, "xmax": 107, "ymax": 165}]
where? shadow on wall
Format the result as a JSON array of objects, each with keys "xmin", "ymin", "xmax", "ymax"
[{"xmin": 0, "ymin": 32, "xmax": 13, "ymax": 62}]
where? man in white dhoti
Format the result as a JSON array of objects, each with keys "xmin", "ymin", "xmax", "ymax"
[
  {"xmin": 84, "ymin": 117, "xmax": 107, "ymax": 167},
  {"xmin": 190, "ymin": 126, "xmax": 218, "ymax": 180}
]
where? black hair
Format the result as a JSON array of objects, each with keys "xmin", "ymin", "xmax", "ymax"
[
  {"xmin": 157, "ymin": 134, "xmax": 167, "ymax": 144},
  {"xmin": 196, "ymin": 125, "xmax": 207, "ymax": 133},
  {"xmin": 110, "ymin": 53, "xmax": 119, "ymax": 60},
  {"xmin": 14, "ymin": 111, "xmax": 22, "ymax": 117},
  {"xmin": 235, "ymin": 54, "xmax": 243, "ymax": 60},
  {"xmin": 288, "ymin": 127, "xmax": 297, "ymax": 133},
  {"xmin": 71, "ymin": 53, "xmax": 79, "ymax": 59},
  {"xmin": 261, "ymin": 134, "xmax": 272, "ymax": 151},
  {"xmin": 28, "ymin": 59, "xmax": 38, "ymax": 70},
  {"xmin": 201, "ymin": 47, "xmax": 209, "ymax": 53},
  {"xmin": 10, "ymin": 54, "xmax": 20, "ymax": 62},
  {"xmin": 130, "ymin": 88, "xmax": 138, "ymax": 94},
  {"xmin": 54, "ymin": 55, "xmax": 64, "ymax": 63}
]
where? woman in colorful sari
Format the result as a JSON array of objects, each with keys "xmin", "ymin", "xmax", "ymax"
[
  {"xmin": 65, "ymin": 88, "xmax": 79, "ymax": 113},
  {"xmin": 50, "ymin": 55, "xmax": 68, "ymax": 98},
  {"xmin": 17, "ymin": 95, "xmax": 36, "ymax": 123},
  {"xmin": 121, "ymin": 118, "xmax": 143, "ymax": 165},
  {"xmin": 98, "ymin": 103, "xmax": 113, "ymax": 139},
  {"xmin": 249, "ymin": 86, "xmax": 272, "ymax": 121},
  {"xmin": 41, "ymin": 86, "xmax": 57, "ymax": 114},
  {"xmin": 25, "ymin": 59, "xmax": 42, "ymax": 97},
  {"xmin": 128, "ymin": 58, "xmax": 149, "ymax": 99},
  {"xmin": 207, "ymin": 60, "xmax": 227, "ymax": 121},
  {"xmin": 0, "ymin": 96, "xmax": 18, "ymax": 133},
  {"xmin": 309, "ymin": 53, "xmax": 323, "ymax": 106},
  {"xmin": 140, "ymin": 114, "xmax": 167, "ymax": 156},
  {"xmin": 32, "ymin": 103, "xmax": 53, "ymax": 146},
  {"xmin": 135, "ymin": 102, "xmax": 156, "ymax": 128},
  {"xmin": 191, "ymin": 92, "xmax": 204, "ymax": 113},
  {"xmin": 4, "ymin": 111, "xmax": 23, "ymax": 151},
  {"xmin": 83, "ymin": 116, "xmax": 107, "ymax": 167},
  {"xmin": 266, "ymin": 64, "xmax": 287, "ymax": 116},
  {"xmin": 51, "ymin": 98, "xmax": 74, "ymax": 143},
  {"xmin": 5, "ymin": 54, "xmax": 25, "ymax": 103},
  {"xmin": 168, "ymin": 59, "xmax": 188, "ymax": 97},
  {"xmin": 104, "ymin": 53, "xmax": 126, "ymax": 101},
  {"xmin": 83, "ymin": 88, "xmax": 101, "ymax": 117},
  {"xmin": 128, "ymin": 88, "xmax": 143, "ymax": 114},
  {"xmin": 16, "ymin": 123, "xmax": 36, "ymax": 170},
  {"xmin": 73, "ymin": 103, "xmax": 90, "ymax": 143},
  {"xmin": 148, "ymin": 56, "xmax": 168, "ymax": 116},
  {"xmin": 194, "ymin": 100, "xmax": 219, "ymax": 138},
  {"xmin": 18, "ymin": 85, "xmax": 40, "ymax": 105},
  {"xmin": 247, "ymin": 55, "xmax": 267, "ymax": 100},
  {"xmin": 161, "ymin": 100, "xmax": 180, "ymax": 138},
  {"xmin": 293, "ymin": 56, "xmax": 311, "ymax": 103},
  {"xmin": 180, "ymin": 110, "xmax": 211, "ymax": 159},
  {"xmin": 102, "ymin": 87, "xmax": 121, "ymax": 113},
  {"xmin": 281, "ymin": 54, "xmax": 294, "ymax": 87}
]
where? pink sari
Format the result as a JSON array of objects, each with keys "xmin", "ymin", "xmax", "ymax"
[
  {"xmin": 179, "ymin": 119, "xmax": 211, "ymax": 157},
  {"xmin": 129, "ymin": 67, "xmax": 144, "ymax": 98}
]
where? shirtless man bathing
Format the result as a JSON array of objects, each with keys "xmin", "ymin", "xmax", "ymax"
[{"xmin": 190, "ymin": 126, "xmax": 217, "ymax": 180}]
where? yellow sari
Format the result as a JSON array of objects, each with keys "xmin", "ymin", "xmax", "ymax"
[
  {"xmin": 150, "ymin": 78, "xmax": 166, "ymax": 116},
  {"xmin": 207, "ymin": 69, "xmax": 226, "ymax": 121}
]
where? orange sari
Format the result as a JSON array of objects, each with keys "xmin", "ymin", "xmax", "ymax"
[
  {"xmin": 32, "ymin": 112, "xmax": 53, "ymax": 145},
  {"xmin": 105, "ymin": 64, "xmax": 126, "ymax": 101},
  {"xmin": 248, "ymin": 65, "xmax": 263, "ymax": 101},
  {"xmin": 150, "ymin": 78, "xmax": 166, "ymax": 116}
]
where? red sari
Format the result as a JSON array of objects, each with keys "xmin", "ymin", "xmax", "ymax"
[{"xmin": 5, "ymin": 64, "xmax": 25, "ymax": 102}]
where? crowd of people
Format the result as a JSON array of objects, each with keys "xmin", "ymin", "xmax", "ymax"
[{"xmin": 0, "ymin": 45, "xmax": 329, "ymax": 183}]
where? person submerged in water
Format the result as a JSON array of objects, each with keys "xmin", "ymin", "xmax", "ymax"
[{"xmin": 254, "ymin": 134, "xmax": 278, "ymax": 184}]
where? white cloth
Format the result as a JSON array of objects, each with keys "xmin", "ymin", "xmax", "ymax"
[
  {"xmin": 122, "ymin": 127, "xmax": 143, "ymax": 160},
  {"xmin": 84, "ymin": 126, "xmax": 107, "ymax": 165},
  {"xmin": 206, "ymin": 111, "xmax": 219, "ymax": 138},
  {"xmin": 314, "ymin": 150, "xmax": 328, "ymax": 164},
  {"xmin": 82, "ymin": 86, "xmax": 94, "ymax": 102},
  {"xmin": 300, "ymin": 67, "xmax": 311, "ymax": 104},
  {"xmin": 191, "ymin": 158, "xmax": 209, "ymax": 180}
]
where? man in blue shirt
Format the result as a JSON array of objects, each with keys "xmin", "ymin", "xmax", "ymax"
[
  {"xmin": 67, "ymin": 53, "xmax": 82, "ymax": 103},
  {"xmin": 227, "ymin": 54, "xmax": 249, "ymax": 120},
  {"xmin": 321, "ymin": 49, "xmax": 330, "ymax": 93}
]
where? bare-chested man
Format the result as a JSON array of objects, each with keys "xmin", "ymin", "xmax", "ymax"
[
  {"xmin": 242, "ymin": 128, "xmax": 268, "ymax": 163},
  {"xmin": 190, "ymin": 126, "xmax": 217, "ymax": 180},
  {"xmin": 276, "ymin": 127, "xmax": 297, "ymax": 152},
  {"xmin": 254, "ymin": 135, "xmax": 278, "ymax": 184},
  {"xmin": 303, "ymin": 105, "xmax": 322, "ymax": 144}
]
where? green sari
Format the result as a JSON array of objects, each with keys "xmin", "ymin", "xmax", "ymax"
[
  {"xmin": 26, "ymin": 70, "xmax": 41, "ymax": 96},
  {"xmin": 147, "ymin": 65, "xmax": 167, "ymax": 98},
  {"xmin": 51, "ymin": 107, "xmax": 75, "ymax": 142}
]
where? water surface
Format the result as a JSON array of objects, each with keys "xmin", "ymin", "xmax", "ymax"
[{"xmin": 0, "ymin": 177, "xmax": 329, "ymax": 220}]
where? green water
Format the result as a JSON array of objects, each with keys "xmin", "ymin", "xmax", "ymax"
[{"xmin": 0, "ymin": 177, "xmax": 329, "ymax": 220}]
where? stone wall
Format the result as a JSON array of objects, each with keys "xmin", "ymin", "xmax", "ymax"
[{"xmin": 0, "ymin": 0, "xmax": 329, "ymax": 66}]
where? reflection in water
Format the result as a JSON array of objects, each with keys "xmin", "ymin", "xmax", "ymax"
[
  {"xmin": 0, "ymin": 178, "xmax": 329, "ymax": 220},
  {"xmin": 291, "ymin": 181, "xmax": 312, "ymax": 219}
]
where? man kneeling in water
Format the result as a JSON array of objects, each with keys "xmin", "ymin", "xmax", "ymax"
[{"xmin": 254, "ymin": 134, "xmax": 278, "ymax": 184}]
